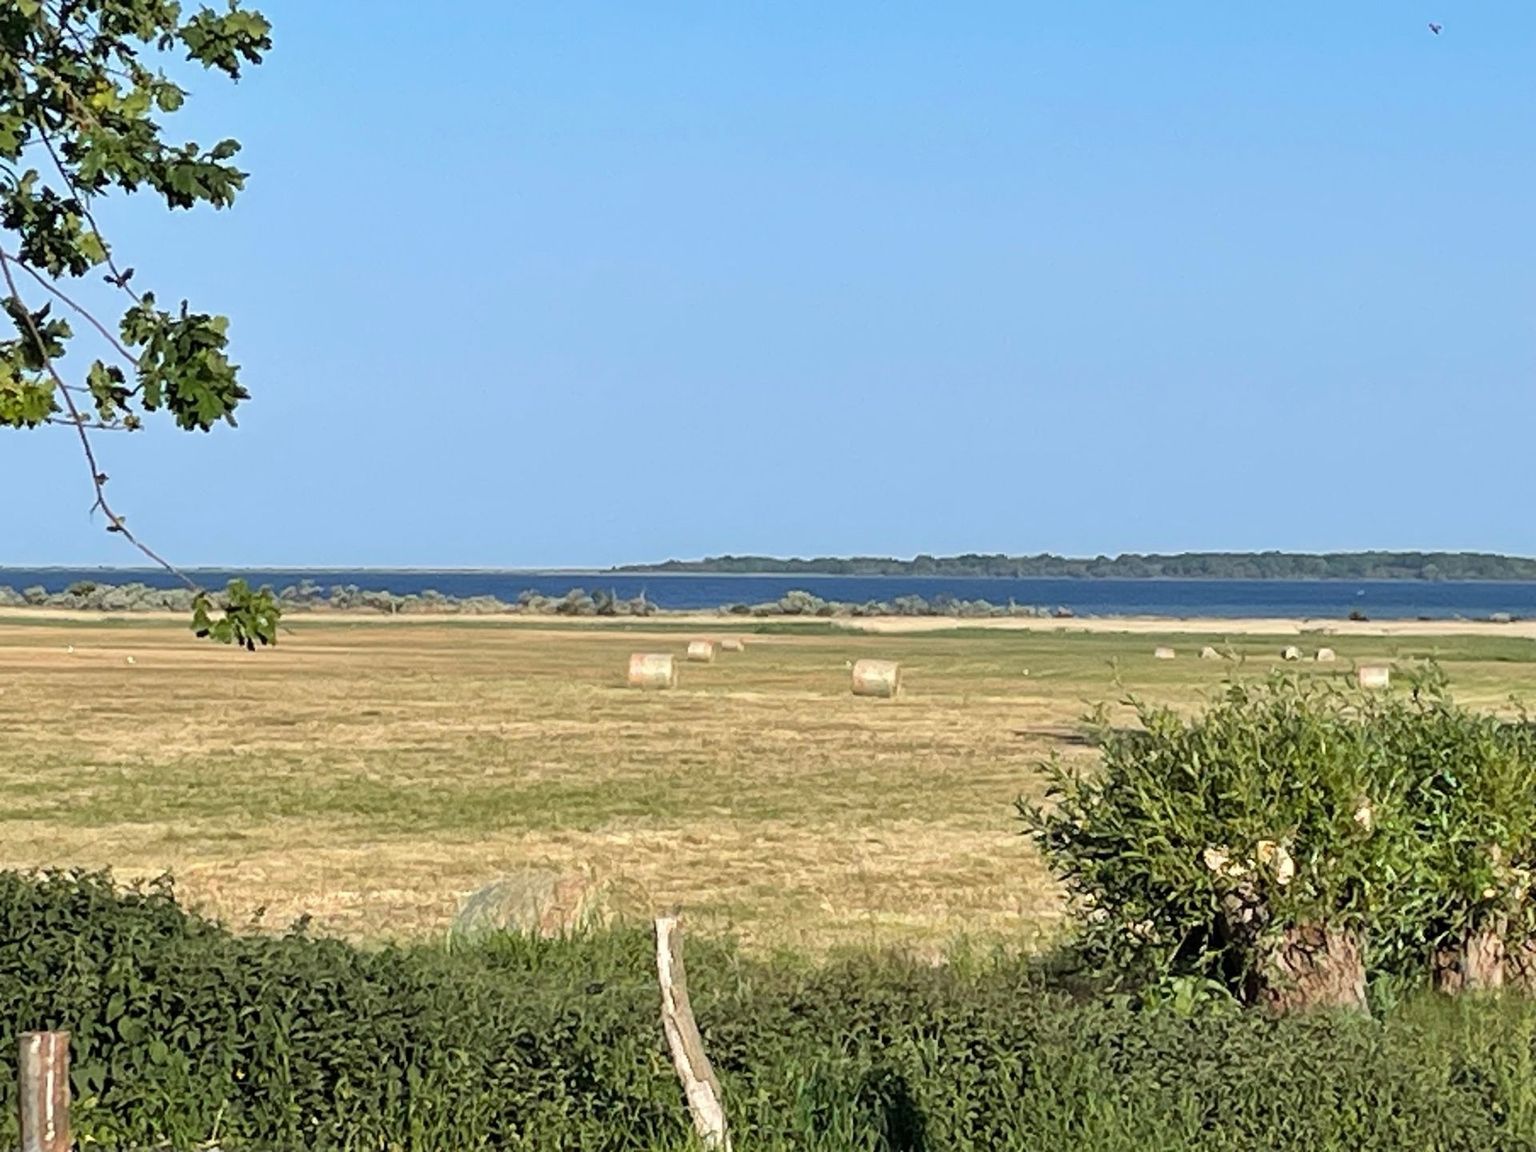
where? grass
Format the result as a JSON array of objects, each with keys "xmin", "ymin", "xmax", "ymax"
[{"xmin": 2, "ymin": 616, "xmax": 1535, "ymax": 953}]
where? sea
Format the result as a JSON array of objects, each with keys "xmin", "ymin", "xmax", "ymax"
[{"xmin": 3, "ymin": 569, "xmax": 1536, "ymax": 620}]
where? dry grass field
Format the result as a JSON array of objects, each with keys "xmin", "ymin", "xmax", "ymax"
[{"xmin": 2, "ymin": 614, "xmax": 1535, "ymax": 955}]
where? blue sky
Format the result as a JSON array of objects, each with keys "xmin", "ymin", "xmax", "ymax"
[{"xmin": 6, "ymin": 3, "xmax": 1534, "ymax": 567}]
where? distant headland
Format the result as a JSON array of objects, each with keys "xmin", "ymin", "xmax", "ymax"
[{"xmin": 612, "ymin": 552, "xmax": 1536, "ymax": 581}]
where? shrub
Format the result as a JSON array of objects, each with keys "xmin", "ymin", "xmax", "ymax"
[
  {"xmin": 1023, "ymin": 672, "xmax": 1536, "ymax": 1007},
  {"xmin": 554, "ymin": 589, "xmax": 597, "ymax": 616},
  {"xmin": 776, "ymin": 590, "xmax": 828, "ymax": 616}
]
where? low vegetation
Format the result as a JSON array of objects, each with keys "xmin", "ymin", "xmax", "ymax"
[
  {"xmin": 8, "ymin": 870, "xmax": 1536, "ymax": 1151},
  {"xmin": 0, "ymin": 580, "xmax": 1070, "ymax": 619}
]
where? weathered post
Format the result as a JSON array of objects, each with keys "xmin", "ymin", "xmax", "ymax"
[
  {"xmin": 18, "ymin": 1031, "xmax": 70, "ymax": 1152},
  {"xmin": 655, "ymin": 916, "xmax": 730, "ymax": 1150}
]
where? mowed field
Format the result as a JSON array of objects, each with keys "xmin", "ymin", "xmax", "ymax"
[{"xmin": 2, "ymin": 614, "xmax": 1536, "ymax": 954}]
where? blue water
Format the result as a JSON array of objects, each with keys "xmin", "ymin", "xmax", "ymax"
[{"xmin": 3, "ymin": 569, "xmax": 1535, "ymax": 620}]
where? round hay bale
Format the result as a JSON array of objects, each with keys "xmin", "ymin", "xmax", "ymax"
[
  {"xmin": 628, "ymin": 653, "xmax": 678, "ymax": 689},
  {"xmin": 1357, "ymin": 664, "xmax": 1391, "ymax": 690},
  {"xmin": 852, "ymin": 659, "xmax": 901, "ymax": 698},
  {"xmin": 1199, "ymin": 646, "xmax": 1221, "ymax": 660},
  {"xmin": 1282, "ymin": 646, "xmax": 1302, "ymax": 662},
  {"xmin": 450, "ymin": 868, "xmax": 648, "ymax": 942},
  {"xmin": 686, "ymin": 640, "xmax": 716, "ymax": 663},
  {"xmin": 719, "ymin": 638, "xmax": 746, "ymax": 653},
  {"xmin": 1316, "ymin": 647, "xmax": 1337, "ymax": 663},
  {"xmin": 1153, "ymin": 647, "xmax": 1176, "ymax": 660}
]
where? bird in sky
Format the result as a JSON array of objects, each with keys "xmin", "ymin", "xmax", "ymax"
[{"xmin": 1429, "ymin": 22, "xmax": 1443, "ymax": 35}]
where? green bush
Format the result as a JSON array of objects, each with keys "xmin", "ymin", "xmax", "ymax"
[
  {"xmin": 5, "ymin": 871, "xmax": 1536, "ymax": 1148},
  {"xmin": 1023, "ymin": 671, "xmax": 1536, "ymax": 1002},
  {"xmin": 0, "ymin": 872, "xmax": 680, "ymax": 1149}
]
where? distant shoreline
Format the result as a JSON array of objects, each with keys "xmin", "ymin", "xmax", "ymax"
[{"xmin": 0, "ymin": 579, "xmax": 1527, "ymax": 628}]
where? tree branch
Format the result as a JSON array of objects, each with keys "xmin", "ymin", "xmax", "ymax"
[
  {"xmin": 32, "ymin": 121, "xmax": 146, "ymax": 304},
  {"xmin": 3, "ymin": 248, "xmax": 140, "ymax": 364},
  {"xmin": 0, "ymin": 246, "xmax": 194, "ymax": 591},
  {"xmin": 46, "ymin": 415, "xmax": 126, "ymax": 431}
]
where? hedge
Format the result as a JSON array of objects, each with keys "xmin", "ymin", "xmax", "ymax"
[{"xmin": 2, "ymin": 871, "xmax": 1536, "ymax": 1149}]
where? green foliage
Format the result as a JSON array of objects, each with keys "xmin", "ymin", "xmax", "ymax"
[
  {"xmin": 191, "ymin": 579, "xmax": 279, "ymax": 650},
  {"xmin": 0, "ymin": 0, "xmax": 269, "ymax": 433},
  {"xmin": 1024, "ymin": 671, "xmax": 1536, "ymax": 997},
  {"xmin": 0, "ymin": 0, "xmax": 278, "ymax": 648},
  {"xmin": 6, "ymin": 871, "xmax": 1536, "ymax": 1149},
  {"xmin": 0, "ymin": 871, "xmax": 680, "ymax": 1151}
]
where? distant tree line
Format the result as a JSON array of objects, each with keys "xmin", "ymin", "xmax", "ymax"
[{"xmin": 614, "ymin": 552, "xmax": 1536, "ymax": 581}]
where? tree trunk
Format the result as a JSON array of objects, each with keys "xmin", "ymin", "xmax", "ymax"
[
  {"xmin": 1505, "ymin": 937, "xmax": 1536, "ymax": 994},
  {"xmin": 1250, "ymin": 924, "xmax": 1369, "ymax": 1014},
  {"xmin": 1436, "ymin": 919, "xmax": 1509, "ymax": 994}
]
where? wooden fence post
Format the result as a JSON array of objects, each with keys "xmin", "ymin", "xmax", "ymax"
[
  {"xmin": 18, "ymin": 1031, "xmax": 70, "ymax": 1152},
  {"xmin": 655, "ymin": 916, "xmax": 731, "ymax": 1150}
]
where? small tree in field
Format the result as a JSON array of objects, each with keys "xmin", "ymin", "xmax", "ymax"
[
  {"xmin": 1023, "ymin": 671, "xmax": 1536, "ymax": 1013},
  {"xmin": 0, "ymin": 0, "xmax": 278, "ymax": 649}
]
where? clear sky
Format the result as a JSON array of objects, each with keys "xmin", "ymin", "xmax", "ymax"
[{"xmin": 5, "ymin": 3, "xmax": 1534, "ymax": 567}]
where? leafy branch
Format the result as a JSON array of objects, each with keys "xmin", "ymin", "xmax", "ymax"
[{"xmin": 0, "ymin": 0, "xmax": 279, "ymax": 648}]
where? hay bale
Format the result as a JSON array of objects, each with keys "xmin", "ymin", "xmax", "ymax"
[
  {"xmin": 686, "ymin": 640, "xmax": 716, "ymax": 663},
  {"xmin": 1199, "ymin": 646, "xmax": 1221, "ymax": 660},
  {"xmin": 1316, "ymin": 647, "xmax": 1337, "ymax": 663},
  {"xmin": 1153, "ymin": 647, "xmax": 1176, "ymax": 660},
  {"xmin": 1282, "ymin": 646, "xmax": 1301, "ymax": 662},
  {"xmin": 1357, "ymin": 664, "xmax": 1391, "ymax": 689},
  {"xmin": 851, "ymin": 659, "xmax": 901, "ymax": 698},
  {"xmin": 628, "ymin": 653, "xmax": 678, "ymax": 689},
  {"xmin": 720, "ymin": 638, "xmax": 746, "ymax": 653},
  {"xmin": 450, "ymin": 868, "xmax": 647, "ymax": 941}
]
